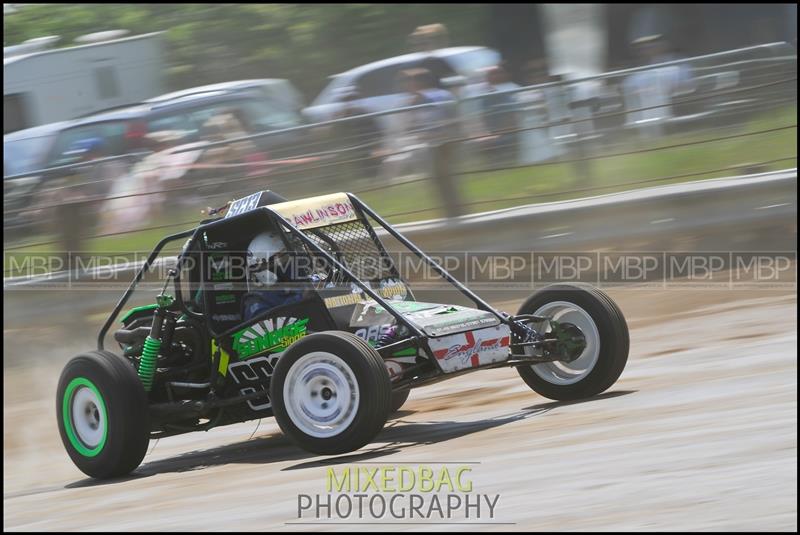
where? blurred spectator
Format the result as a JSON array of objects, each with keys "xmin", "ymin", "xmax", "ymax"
[
  {"xmin": 482, "ymin": 65, "xmax": 520, "ymax": 129},
  {"xmin": 198, "ymin": 109, "xmax": 253, "ymax": 168},
  {"xmin": 155, "ymin": 107, "xmax": 267, "ymax": 194},
  {"xmin": 461, "ymin": 69, "xmax": 488, "ymax": 100},
  {"xmin": 381, "ymin": 69, "xmax": 454, "ymax": 184},
  {"xmin": 479, "ymin": 65, "xmax": 521, "ymax": 166},
  {"xmin": 100, "ymin": 130, "xmax": 188, "ymax": 234},
  {"xmin": 459, "ymin": 69, "xmax": 492, "ymax": 142},
  {"xmin": 515, "ymin": 59, "xmax": 563, "ymax": 164},
  {"xmin": 47, "ymin": 137, "xmax": 119, "ymax": 267},
  {"xmin": 332, "ymin": 87, "xmax": 382, "ymax": 180},
  {"xmin": 408, "ymin": 23, "xmax": 449, "ymax": 52},
  {"xmin": 622, "ymin": 34, "xmax": 693, "ymax": 139},
  {"xmin": 381, "ymin": 70, "xmax": 416, "ymax": 153},
  {"xmin": 409, "ymin": 68, "xmax": 455, "ymax": 143},
  {"xmin": 224, "ymin": 107, "xmax": 272, "ymax": 177},
  {"xmin": 416, "ymin": 69, "xmax": 455, "ymax": 104}
]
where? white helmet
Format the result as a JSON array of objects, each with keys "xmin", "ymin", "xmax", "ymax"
[{"xmin": 247, "ymin": 231, "xmax": 285, "ymax": 287}]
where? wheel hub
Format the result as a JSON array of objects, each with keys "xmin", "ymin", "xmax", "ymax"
[
  {"xmin": 528, "ymin": 302, "xmax": 601, "ymax": 386},
  {"xmin": 552, "ymin": 321, "xmax": 587, "ymax": 362},
  {"xmin": 71, "ymin": 386, "xmax": 106, "ymax": 448},
  {"xmin": 284, "ymin": 352, "xmax": 360, "ymax": 439}
]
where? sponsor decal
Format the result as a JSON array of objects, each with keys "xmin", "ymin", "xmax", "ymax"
[
  {"xmin": 232, "ymin": 317, "xmax": 309, "ymax": 359},
  {"xmin": 272, "ymin": 193, "xmax": 358, "ymax": 230},
  {"xmin": 209, "ymin": 254, "xmax": 229, "ymax": 282},
  {"xmin": 429, "ymin": 325, "xmax": 511, "ymax": 373},
  {"xmin": 431, "ymin": 316, "xmax": 498, "ymax": 331},
  {"xmin": 228, "ymin": 355, "xmax": 281, "ymax": 411},
  {"xmin": 354, "ymin": 323, "xmax": 395, "ymax": 344},
  {"xmin": 215, "ymin": 293, "xmax": 237, "ymax": 305},
  {"xmin": 379, "ymin": 278, "xmax": 409, "ymax": 300},
  {"xmin": 212, "ymin": 313, "xmax": 241, "ymax": 323},
  {"xmin": 323, "ymin": 281, "xmax": 411, "ymax": 309},
  {"xmin": 286, "ymin": 202, "xmax": 354, "ymax": 229}
]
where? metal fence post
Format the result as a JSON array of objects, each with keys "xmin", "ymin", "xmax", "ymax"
[{"xmin": 431, "ymin": 140, "xmax": 463, "ymax": 219}]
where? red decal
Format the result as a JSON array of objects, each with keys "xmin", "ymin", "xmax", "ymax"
[
  {"xmin": 480, "ymin": 338, "xmax": 497, "ymax": 347},
  {"xmin": 464, "ymin": 331, "xmax": 476, "ymax": 349}
]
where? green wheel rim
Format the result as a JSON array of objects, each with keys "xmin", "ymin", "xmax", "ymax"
[{"xmin": 62, "ymin": 377, "xmax": 108, "ymax": 457}]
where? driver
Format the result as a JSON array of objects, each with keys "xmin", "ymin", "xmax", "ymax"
[{"xmin": 241, "ymin": 231, "xmax": 304, "ymax": 321}]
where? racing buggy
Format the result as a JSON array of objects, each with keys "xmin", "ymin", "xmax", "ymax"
[{"xmin": 57, "ymin": 190, "xmax": 629, "ymax": 478}]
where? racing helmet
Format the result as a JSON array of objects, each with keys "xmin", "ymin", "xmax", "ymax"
[{"xmin": 246, "ymin": 231, "xmax": 285, "ymax": 287}]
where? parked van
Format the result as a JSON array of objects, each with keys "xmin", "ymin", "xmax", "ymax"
[{"xmin": 4, "ymin": 32, "xmax": 165, "ymax": 134}]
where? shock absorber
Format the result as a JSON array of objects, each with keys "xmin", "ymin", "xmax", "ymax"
[
  {"xmin": 138, "ymin": 336, "xmax": 161, "ymax": 392},
  {"xmin": 138, "ymin": 291, "xmax": 175, "ymax": 392}
]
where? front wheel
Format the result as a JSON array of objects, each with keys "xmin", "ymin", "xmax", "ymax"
[
  {"xmin": 390, "ymin": 388, "xmax": 411, "ymax": 413},
  {"xmin": 56, "ymin": 350, "xmax": 150, "ymax": 479},
  {"xmin": 270, "ymin": 331, "xmax": 391, "ymax": 455},
  {"xmin": 516, "ymin": 284, "xmax": 629, "ymax": 401}
]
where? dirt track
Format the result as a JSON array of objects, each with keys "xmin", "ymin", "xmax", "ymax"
[{"xmin": 3, "ymin": 288, "xmax": 797, "ymax": 531}]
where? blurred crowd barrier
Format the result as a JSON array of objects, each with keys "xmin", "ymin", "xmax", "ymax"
[{"xmin": 3, "ymin": 42, "xmax": 797, "ymax": 261}]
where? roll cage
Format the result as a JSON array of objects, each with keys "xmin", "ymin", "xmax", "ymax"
[{"xmin": 97, "ymin": 192, "xmax": 526, "ymax": 361}]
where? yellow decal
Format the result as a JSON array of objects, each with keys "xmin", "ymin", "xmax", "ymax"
[{"xmin": 211, "ymin": 339, "xmax": 231, "ymax": 376}]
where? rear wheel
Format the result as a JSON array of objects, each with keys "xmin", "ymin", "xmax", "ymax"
[
  {"xmin": 516, "ymin": 284, "xmax": 629, "ymax": 401},
  {"xmin": 56, "ymin": 350, "xmax": 150, "ymax": 479},
  {"xmin": 270, "ymin": 331, "xmax": 391, "ymax": 455}
]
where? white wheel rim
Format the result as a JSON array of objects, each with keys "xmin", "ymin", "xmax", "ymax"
[
  {"xmin": 71, "ymin": 386, "xmax": 105, "ymax": 448},
  {"xmin": 530, "ymin": 301, "xmax": 601, "ymax": 385},
  {"xmin": 283, "ymin": 352, "xmax": 360, "ymax": 438}
]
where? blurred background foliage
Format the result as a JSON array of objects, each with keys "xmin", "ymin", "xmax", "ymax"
[{"xmin": 3, "ymin": 3, "xmax": 491, "ymax": 101}]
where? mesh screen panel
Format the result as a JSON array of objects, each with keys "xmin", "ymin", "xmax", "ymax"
[{"xmin": 296, "ymin": 219, "xmax": 398, "ymax": 285}]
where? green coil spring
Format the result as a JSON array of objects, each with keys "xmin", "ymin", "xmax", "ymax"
[{"xmin": 138, "ymin": 336, "xmax": 161, "ymax": 392}]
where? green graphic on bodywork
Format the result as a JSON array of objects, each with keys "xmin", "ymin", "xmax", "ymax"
[
  {"xmin": 210, "ymin": 254, "xmax": 227, "ymax": 281},
  {"xmin": 233, "ymin": 318, "xmax": 309, "ymax": 359},
  {"xmin": 215, "ymin": 293, "xmax": 237, "ymax": 305},
  {"xmin": 365, "ymin": 339, "xmax": 417, "ymax": 357},
  {"xmin": 120, "ymin": 304, "xmax": 158, "ymax": 323},
  {"xmin": 372, "ymin": 301, "xmax": 437, "ymax": 314},
  {"xmin": 62, "ymin": 377, "xmax": 108, "ymax": 457}
]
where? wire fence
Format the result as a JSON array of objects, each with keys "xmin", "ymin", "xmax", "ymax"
[
  {"xmin": 3, "ymin": 42, "xmax": 797, "ymax": 256},
  {"xmin": 5, "ymin": 82, "xmax": 796, "ymax": 210}
]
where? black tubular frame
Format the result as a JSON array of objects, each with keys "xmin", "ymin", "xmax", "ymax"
[
  {"xmin": 97, "ymin": 192, "xmax": 518, "ymax": 353},
  {"xmin": 270, "ymin": 211, "xmax": 427, "ymax": 339},
  {"xmin": 97, "ymin": 228, "xmax": 197, "ymax": 350},
  {"xmin": 347, "ymin": 193, "xmax": 509, "ymax": 323}
]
